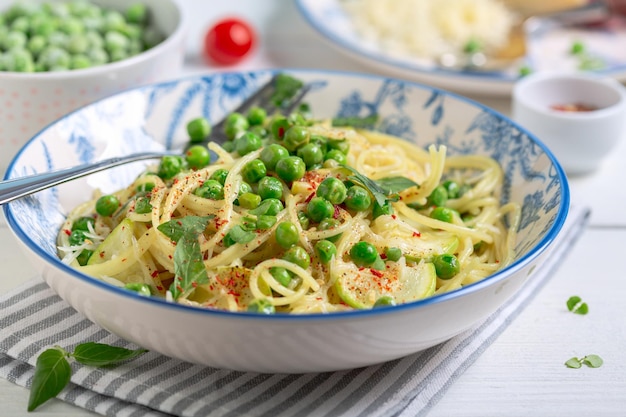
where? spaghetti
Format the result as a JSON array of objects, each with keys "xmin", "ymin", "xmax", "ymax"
[{"xmin": 58, "ymin": 115, "xmax": 520, "ymax": 314}]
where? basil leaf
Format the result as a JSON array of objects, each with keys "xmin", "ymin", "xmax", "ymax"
[
  {"xmin": 28, "ymin": 347, "xmax": 71, "ymax": 412},
  {"xmin": 157, "ymin": 216, "xmax": 213, "ymax": 243},
  {"xmin": 583, "ymin": 355, "xmax": 603, "ymax": 368},
  {"xmin": 170, "ymin": 234, "xmax": 209, "ymax": 299},
  {"xmin": 341, "ymin": 165, "xmax": 389, "ymax": 207},
  {"xmin": 375, "ymin": 176, "xmax": 419, "ymax": 194},
  {"xmin": 566, "ymin": 295, "xmax": 589, "ymax": 315},
  {"xmin": 272, "ymin": 73, "xmax": 304, "ymax": 107},
  {"xmin": 73, "ymin": 342, "xmax": 148, "ymax": 367},
  {"xmin": 227, "ymin": 224, "xmax": 256, "ymax": 244},
  {"xmin": 565, "ymin": 357, "xmax": 582, "ymax": 369}
]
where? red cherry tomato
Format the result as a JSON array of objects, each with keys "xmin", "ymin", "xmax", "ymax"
[{"xmin": 203, "ymin": 17, "xmax": 256, "ymax": 65}]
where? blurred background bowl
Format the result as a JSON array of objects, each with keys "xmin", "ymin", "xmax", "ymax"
[
  {"xmin": 0, "ymin": 0, "xmax": 186, "ymax": 175},
  {"xmin": 3, "ymin": 69, "xmax": 569, "ymax": 373}
]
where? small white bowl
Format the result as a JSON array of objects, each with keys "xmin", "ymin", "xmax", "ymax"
[
  {"xmin": 0, "ymin": 0, "xmax": 187, "ymax": 175},
  {"xmin": 512, "ymin": 72, "xmax": 626, "ymax": 176}
]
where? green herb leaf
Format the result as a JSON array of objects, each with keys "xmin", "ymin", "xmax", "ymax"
[
  {"xmin": 582, "ymin": 354, "xmax": 603, "ymax": 368},
  {"xmin": 272, "ymin": 74, "xmax": 304, "ymax": 108},
  {"xmin": 341, "ymin": 165, "xmax": 389, "ymax": 207},
  {"xmin": 158, "ymin": 216, "xmax": 212, "ymax": 299},
  {"xmin": 72, "ymin": 342, "xmax": 148, "ymax": 367},
  {"xmin": 170, "ymin": 234, "xmax": 209, "ymax": 299},
  {"xmin": 28, "ymin": 347, "xmax": 71, "ymax": 412},
  {"xmin": 565, "ymin": 357, "xmax": 583, "ymax": 369},
  {"xmin": 157, "ymin": 215, "xmax": 213, "ymax": 243},
  {"xmin": 227, "ymin": 224, "xmax": 256, "ymax": 245},
  {"xmin": 566, "ymin": 296, "xmax": 589, "ymax": 315},
  {"xmin": 375, "ymin": 176, "xmax": 419, "ymax": 194}
]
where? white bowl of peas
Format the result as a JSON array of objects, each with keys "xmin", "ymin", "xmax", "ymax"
[
  {"xmin": 4, "ymin": 69, "xmax": 569, "ymax": 373},
  {"xmin": 0, "ymin": 0, "xmax": 186, "ymax": 175}
]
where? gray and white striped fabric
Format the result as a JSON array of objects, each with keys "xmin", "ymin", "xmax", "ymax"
[{"xmin": 0, "ymin": 206, "xmax": 590, "ymax": 417}]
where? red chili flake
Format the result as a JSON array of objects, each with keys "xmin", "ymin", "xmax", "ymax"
[
  {"xmin": 99, "ymin": 252, "xmax": 105, "ymax": 258},
  {"xmin": 176, "ymin": 285, "xmax": 183, "ymax": 292},
  {"xmin": 333, "ymin": 205, "xmax": 340, "ymax": 219},
  {"xmin": 304, "ymin": 192, "xmax": 315, "ymax": 203},
  {"xmin": 192, "ymin": 282, "xmax": 198, "ymax": 288},
  {"xmin": 371, "ymin": 269, "xmax": 384, "ymax": 277},
  {"xmin": 391, "ymin": 214, "xmax": 397, "ymax": 220},
  {"xmin": 63, "ymin": 229, "xmax": 71, "ymax": 236},
  {"xmin": 203, "ymin": 252, "xmax": 209, "ymax": 260},
  {"xmin": 156, "ymin": 285, "xmax": 164, "ymax": 291},
  {"xmin": 358, "ymin": 267, "xmax": 366, "ymax": 271},
  {"xmin": 173, "ymin": 179, "xmax": 180, "ymax": 184},
  {"xmin": 380, "ymin": 253, "xmax": 387, "ymax": 260},
  {"xmin": 151, "ymin": 270, "xmax": 159, "ymax": 278},
  {"xmin": 121, "ymin": 258, "xmax": 127, "ymax": 262},
  {"xmin": 412, "ymin": 231, "xmax": 421, "ymax": 237},
  {"xmin": 168, "ymin": 255, "xmax": 173, "ymax": 259}
]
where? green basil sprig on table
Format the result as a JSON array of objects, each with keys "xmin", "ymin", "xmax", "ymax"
[
  {"xmin": 28, "ymin": 343, "xmax": 148, "ymax": 412},
  {"xmin": 565, "ymin": 354, "xmax": 603, "ymax": 369},
  {"xmin": 157, "ymin": 215, "xmax": 213, "ymax": 300},
  {"xmin": 566, "ymin": 295, "xmax": 589, "ymax": 315}
]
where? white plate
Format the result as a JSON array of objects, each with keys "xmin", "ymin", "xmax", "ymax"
[{"xmin": 295, "ymin": 0, "xmax": 626, "ymax": 96}]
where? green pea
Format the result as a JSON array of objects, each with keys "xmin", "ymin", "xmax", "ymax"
[
  {"xmin": 283, "ymin": 246, "xmax": 310, "ymax": 270},
  {"xmin": 70, "ymin": 54, "xmax": 91, "ymax": 69},
  {"xmin": 248, "ymin": 125, "xmax": 267, "ymax": 138},
  {"xmin": 68, "ymin": 230, "xmax": 86, "ymax": 246},
  {"xmin": 136, "ymin": 182, "xmax": 155, "ymax": 193},
  {"xmin": 87, "ymin": 48, "xmax": 108, "ymax": 65},
  {"xmin": 296, "ymin": 143, "xmax": 324, "ymax": 168},
  {"xmin": 185, "ymin": 145, "xmax": 211, "ymax": 170},
  {"xmin": 103, "ymin": 10, "xmax": 126, "ymax": 32},
  {"xmin": 310, "ymin": 134, "xmax": 328, "ymax": 153},
  {"xmin": 257, "ymin": 176, "xmax": 283, "ymax": 200},
  {"xmin": 224, "ymin": 112, "xmax": 249, "ymax": 140},
  {"xmin": 247, "ymin": 298, "xmax": 275, "ymax": 314},
  {"xmin": 283, "ymin": 125, "xmax": 310, "ymax": 151},
  {"xmin": 234, "ymin": 131, "xmax": 262, "ymax": 156},
  {"xmin": 221, "ymin": 141, "xmax": 235, "ymax": 152},
  {"xmin": 431, "ymin": 206, "xmax": 455, "ymax": 223},
  {"xmin": 194, "ymin": 179, "xmax": 224, "ymax": 200},
  {"xmin": 270, "ymin": 115, "xmax": 291, "ymax": 141},
  {"xmin": 373, "ymin": 296, "xmax": 396, "ymax": 308},
  {"xmin": 210, "ymin": 168, "xmax": 229, "ymax": 185},
  {"xmin": 126, "ymin": 3, "xmax": 147, "ymax": 24},
  {"xmin": 316, "ymin": 177, "xmax": 347, "ymax": 205},
  {"xmin": 3, "ymin": 31, "xmax": 27, "ymax": 50},
  {"xmin": 315, "ymin": 240, "xmax": 336, "ymax": 264},
  {"xmin": 246, "ymin": 106, "xmax": 267, "ymax": 126},
  {"xmin": 134, "ymin": 196, "xmax": 152, "ymax": 214},
  {"xmin": 241, "ymin": 159, "xmax": 267, "ymax": 183},
  {"xmin": 157, "ymin": 155, "xmax": 184, "ymax": 179},
  {"xmin": 306, "ymin": 197, "xmax": 334, "ymax": 223},
  {"xmin": 260, "ymin": 143, "xmax": 289, "ymax": 172},
  {"xmin": 250, "ymin": 198, "xmax": 284, "ymax": 216},
  {"xmin": 427, "ymin": 185, "xmax": 448, "ymax": 207},
  {"xmin": 95, "ymin": 194, "xmax": 120, "ymax": 216},
  {"xmin": 270, "ymin": 267, "xmax": 292, "ymax": 287},
  {"xmin": 186, "ymin": 117, "xmax": 211, "ymax": 143},
  {"xmin": 109, "ymin": 48, "xmax": 128, "ymax": 62},
  {"xmin": 433, "ymin": 254, "xmax": 460, "ymax": 279},
  {"xmin": 373, "ymin": 200, "xmax": 394, "ymax": 219},
  {"xmin": 275, "ymin": 221, "xmax": 299, "ymax": 249},
  {"xmin": 60, "ymin": 17, "xmax": 85, "ymax": 35},
  {"xmin": 318, "ymin": 218, "xmax": 341, "ymax": 242},
  {"xmin": 327, "ymin": 138, "xmax": 350, "ymax": 154},
  {"xmin": 10, "ymin": 16, "xmax": 29, "ymax": 32},
  {"xmin": 275, "ymin": 156, "xmax": 306, "ymax": 182},
  {"xmin": 76, "ymin": 249, "xmax": 93, "ymax": 266},
  {"xmin": 238, "ymin": 192, "xmax": 261, "ymax": 209},
  {"xmin": 238, "ymin": 181, "xmax": 253, "ymax": 196},
  {"xmin": 350, "ymin": 241, "xmax": 378, "ymax": 267},
  {"xmin": 297, "ymin": 211, "xmax": 310, "ymax": 230},
  {"xmin": 384, "ymin": 247, "xmax": 402, "ymax": 262},
  {"xmin": 344, "ymin": 185, "xmax": 371, "ymax": 211},
  {"xmin": 4, "ymin": 48, "xmax": 34, "ymax": 72},
  {"xmin": 27, "ymin": 35, "xmax": 46, "ymax": 56},
  {"xmin": 442, "ymin": 180, "xmax": 460, "ymax": 199},
  {"xmin": 124, "ymin": 282, "xmax": 151, "ymax": 297},
  {"xmin": 72, "ymin": 216, "xmax": 95, "ymax": 232},
  {"xmin": 324, "ymin": 149, "xmax": 347, "ymax": 165},
  {"xmin": 256, "ymin": 215, "xmax": 277, "ymax": 230}
]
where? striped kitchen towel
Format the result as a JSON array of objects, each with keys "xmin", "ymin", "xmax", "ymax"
[{"xmin": 0, "ymin": 205, "xmax": 590, "ymax": 417}]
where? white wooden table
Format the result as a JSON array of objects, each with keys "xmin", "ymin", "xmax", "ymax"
[{"xmin": 1, "ymin": 1, "xmax": 625, "ymax": 416}]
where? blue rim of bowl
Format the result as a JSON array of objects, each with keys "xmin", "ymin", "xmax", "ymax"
[
  {"xmin": 3, "ymin": 68, "xmax": 570, "ymax": 322},
  {"xmin": 293, "ymin": 0, "xmax": 626, "ymax": 87}
]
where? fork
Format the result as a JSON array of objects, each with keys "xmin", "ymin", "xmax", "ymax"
[{"xmin": 0, "ymin": 74, "xmax": 310, "ymax": 205}]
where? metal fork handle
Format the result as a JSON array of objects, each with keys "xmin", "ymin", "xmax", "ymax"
[
  {"xmin": 0, "ymin": 151, "xmax": 172, "ymax": 205},
  {"xmin": 0, "ymin": 73, "xmax": 310, "ymax": 206}
]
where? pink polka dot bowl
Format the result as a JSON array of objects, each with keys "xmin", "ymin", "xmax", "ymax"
[{"xmin": 0, "ymin": 0, "xmax": 187, "ymax": 175}]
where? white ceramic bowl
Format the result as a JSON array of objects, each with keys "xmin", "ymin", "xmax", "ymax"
[
  {"xmin": 512, "ymin": 72, "xmax": 626, "ymax": 176},
  {"xmin": 0, "ymin": 0, "xmax": 187, "ymax": 175},
  {"xmin": 4, "ymin": 69, "xmax": 569, "ymax": 373}
]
